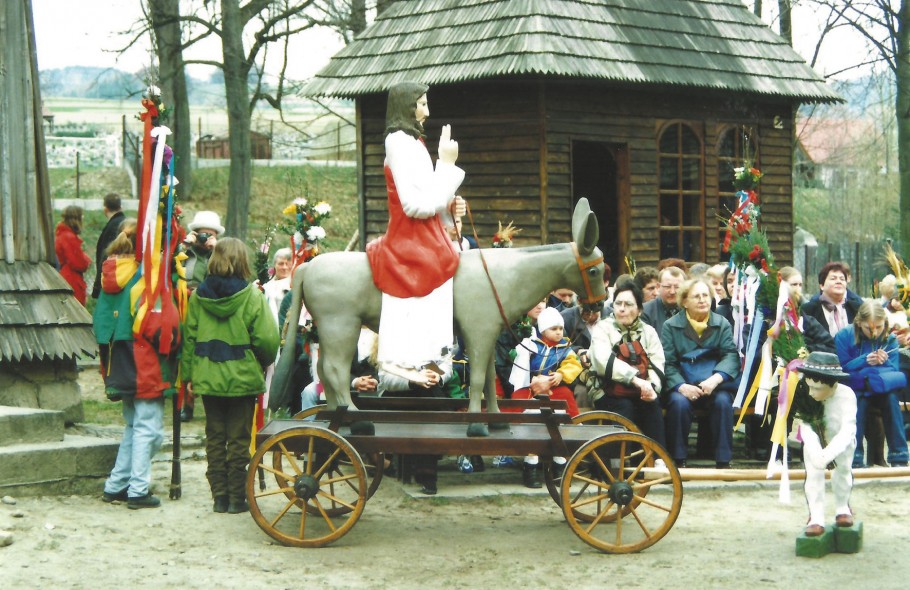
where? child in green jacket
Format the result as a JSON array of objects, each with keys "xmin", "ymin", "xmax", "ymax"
[{"xmin": 181, "ymin": 238, "xmax": 279, "ymax": 514}]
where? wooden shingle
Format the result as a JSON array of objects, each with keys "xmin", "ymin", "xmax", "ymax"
[{"xmin": 303, "ymin": 0, "xmax": 839, "ymax": 103}]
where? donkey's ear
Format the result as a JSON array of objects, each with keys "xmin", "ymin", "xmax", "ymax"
[{"xmin": 572, "ymin": 199, "xmax": 599, "ymax": 256}]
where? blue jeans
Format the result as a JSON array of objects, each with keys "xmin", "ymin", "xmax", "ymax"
[
  {"xmin": 104, "ymin": 397, "xmax": 164, "ymax": 497},
  {"xmin": 665, "ymin": 390, "xmax": 733, "ymax": 463},
  {"xmin": 854, "ymin": 392, "xmax": 909, "ymax": 466}
]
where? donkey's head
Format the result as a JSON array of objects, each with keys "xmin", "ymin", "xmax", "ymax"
[{"xmin": 570, "ymin": 198, "xmax": 606, "ymax": 305}]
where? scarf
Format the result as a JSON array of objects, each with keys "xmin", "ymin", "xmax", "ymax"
[
  {"xmin": 819, "ymin": 293, "xmax": 848, "ymax": 332},
  {"xmin": 686, "ymin": 310, "xmax": 709, "ymax": 337},
  {"xmin": 615, "ymin": 316, "xmax": 642, "ymax": 343}
]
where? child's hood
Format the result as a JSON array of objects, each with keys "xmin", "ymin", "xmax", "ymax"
[{"xmin": 195, "ymin": 276, "xmax": 252, "ymax": 318}]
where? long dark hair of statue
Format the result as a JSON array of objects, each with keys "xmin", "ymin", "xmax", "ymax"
[{"xmin": 384, "ymin": 81, "xmax": 428, "ymax": 140}]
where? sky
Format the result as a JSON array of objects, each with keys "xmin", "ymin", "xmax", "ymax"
[
  {"xmin": 30, "ymin": 0, "xmax": 872, "ymax": 83},
  {"xmin": 31, "ymin": 0, "xmax": 346, "ymax": 81}
]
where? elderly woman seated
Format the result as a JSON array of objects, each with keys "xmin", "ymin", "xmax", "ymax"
[
  {"xmin": 587, "ymin": 280, "xmax": 666, "ymax": 446},
  {"xmin": 661, "ymin": 278, "xmax": 741, "ymax": 468}
]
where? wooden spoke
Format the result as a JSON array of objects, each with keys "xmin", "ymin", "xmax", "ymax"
[
  {"xmin": 547, "ymin": 411, "xmax": 642, "ymax": 505},
  {"xmin": 561, "ymin": 432, "xmax": 682, "ymax": 553},
  {"xmin": 247, "ymin": 425, "xmax": 367, "ymax": 548}
]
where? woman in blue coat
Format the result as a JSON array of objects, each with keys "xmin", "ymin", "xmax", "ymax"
[
  {"xmin": 834, "ymin": 300, "xmax": 909, "ymax": 468},
  {"xmin": 661, "ymin": 278, "xmax": 741, "ymax": 468}
]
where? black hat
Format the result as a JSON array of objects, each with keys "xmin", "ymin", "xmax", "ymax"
[{"xmin": 796, "ymin": 351, "xmax": 849, "ymax": 380}]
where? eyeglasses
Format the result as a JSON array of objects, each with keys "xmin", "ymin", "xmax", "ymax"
[
  {"xmin": 613, "ymin": 300, "xmax": 637, "ymax": 308},
  {"xmin": 660, "ymin": 284, "xmax": 679, "ymax": 291}
]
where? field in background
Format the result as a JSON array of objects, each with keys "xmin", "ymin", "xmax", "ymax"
[
  {"xmin": 55, "ymin": 163, "xmax": 359, "ymax": 317},
  {"xmin": 44, "ymin": 96, "xmax": 353, "ymax": 139}
]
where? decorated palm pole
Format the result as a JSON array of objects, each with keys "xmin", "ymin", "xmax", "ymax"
[
  {"xmin": 134, "ymin": 86, "xmax": 187, "ymax": 499},
  {"xmin": 723, "ymin": 153, "xmax": 810, "ymax": 501}
]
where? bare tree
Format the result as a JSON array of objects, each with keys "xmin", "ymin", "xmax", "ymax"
[
  {"xmin": 148, "ymin": 0, "xmax": 193, "ymax": 201},
  {"xmin": 799, "ymin": 1, "xmax": 910, "ymax": 259}
]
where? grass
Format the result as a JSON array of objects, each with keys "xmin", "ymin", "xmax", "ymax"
[{"xmin": 53, "ymin": 162, "xmax": 359, "ymax": 315}]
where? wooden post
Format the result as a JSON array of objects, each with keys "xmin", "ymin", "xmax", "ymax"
[
  {"xmin": 75, "ymin": 151, "xmax": 80, "ymax": 198},
  {"xmin": 854, "ymin": 241, "xmax": 860, "ymax": 295}
]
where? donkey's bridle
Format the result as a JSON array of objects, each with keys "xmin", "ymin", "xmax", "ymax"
[
  {"xmin": 571, "ymin": 242, "xmax": 606, "ymax": 305},
  {"xmin": 457, "ymin": 205, "xmax": 605, "ymax": 341}
]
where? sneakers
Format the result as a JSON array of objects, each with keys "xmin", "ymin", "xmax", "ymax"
[
  {"xmin": 457, "ymin": 455, "xmax": 474, "ymax": 474},
  {"xmin": 522, "ymin": 463, "xmax": 542, "ymax": 489},
  {"xmin": 102, "ymin": 489, "xmax": 128, "ymax": 503},
  {"xmin": 127, "ymin": 494, "xmax": 161, "ymax": 510},
  {"xmin": 492, "ymin": 456, "xmax": 516, "ymax": 468},
  {"xmin": 213, "ymin": 495, "xmax": 229, "ymax": 513},
  {"xmin": 227, "ymin": 498, "xmax": 249, "ymax": 514}
]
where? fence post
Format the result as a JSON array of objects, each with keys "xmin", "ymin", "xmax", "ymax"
[
  {"xmin": 854, "ymin": 241, "xmax": 860, "ymax": 295},
  {"xmin": 75, "ymin": 151, "xmax": 80, "ymax": 198}
]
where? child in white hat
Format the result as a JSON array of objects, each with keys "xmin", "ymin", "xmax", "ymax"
[{"xmin": 509, "ymin": 306, "xmax": 583, "ymax": 487}]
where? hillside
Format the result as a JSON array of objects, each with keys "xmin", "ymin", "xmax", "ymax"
[{"xmin": 39, "ymin": 66, "xmax": 226, "ymax": 106}]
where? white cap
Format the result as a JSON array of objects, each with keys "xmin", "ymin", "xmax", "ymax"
[
  {"xmin": 187, "ymin": 210, "xmax": 225, "ymax": 235},
  {"xmin": 536, "ymin": 307, "xmax": 564, "ymax": 334}
]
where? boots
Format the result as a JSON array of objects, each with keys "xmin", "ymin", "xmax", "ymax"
[{"xmin": 522, "ymin": 462, "xmax": 542, "ymax": 488}]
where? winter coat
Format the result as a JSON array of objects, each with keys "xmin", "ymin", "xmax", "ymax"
[
  {"xmin": 801, "ymin": 290, "xmax": 864, "ymax": 336},
  {"xmin": 91, "ymin": 211, "xmax": 125, "ymax": 299},
  {"xmin": 834, "ymin": 326, "xmax": 902, "ymax": 397},
  {"xmin": 661, "ymin": 310, "xmax": 741, "ymax": 397},
  {"xmin": 93, "ymin": 256, "xmax": 178, "ymax": 400},
  {"xmin": 509, "ymin": 335, "xmax": 583, "ymax": 391},
  {"xmin": 55, "ymin": 222, "xmax": 92, "ymax": 304},
  {"xmin": 181, "ymin": 276, "xmax": 280, "ymax": 397},
  {"xmin": 589, "ymin": 316, "xmax": 666, "ymax": 401}
]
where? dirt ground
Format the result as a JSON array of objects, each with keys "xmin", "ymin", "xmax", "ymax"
[{"xmin": 3, "ymin": 372, "xmax": 910, "ymax": 589}]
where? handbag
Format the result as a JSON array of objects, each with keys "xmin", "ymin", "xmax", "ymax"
[
  {"xmin": 678, "ymin": 347, "xmax": 719, "ymax": 385},
  {"xmin": 605, "ymin": 340, "xmax": 651, "ymax": 399},
  {"xmin": 852, "ymin": 366, "xmax": 907, "ymax": 395}
]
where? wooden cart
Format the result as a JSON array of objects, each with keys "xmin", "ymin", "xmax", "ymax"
[{"xmin": 247, "ymin": 399, "xmax": 683, "ymax": 554}]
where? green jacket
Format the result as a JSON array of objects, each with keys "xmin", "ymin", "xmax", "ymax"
[{"xmin": 181, "ymin": 280, "xmax": 280, "ymax": 397}]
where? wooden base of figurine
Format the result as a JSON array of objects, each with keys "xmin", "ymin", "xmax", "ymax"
[{"xmin": 796, "ymin": 521, "xmax": 863, "ymax": 558}]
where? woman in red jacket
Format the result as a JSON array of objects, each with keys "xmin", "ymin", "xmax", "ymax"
[{"xmin": 55, "ymin": 205, "xmax": 92, "ymax": 305}]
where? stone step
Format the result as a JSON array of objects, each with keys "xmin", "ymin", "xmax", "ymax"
[
  {"xmin": 0, "ymin": 434, "xmax": 119, "ymax": 496},
  {"xmin": 0, "ymin": 406, "xmax": 64, "ymax": 447}
]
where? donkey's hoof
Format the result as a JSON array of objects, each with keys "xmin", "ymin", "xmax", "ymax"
[
  {"xmin": 489, "ymin": 422, "xmax": 509, "ymax": 431},
  {"xmin": 467, "ymin": 423, "xmax": 490, "ymax": 437},
  {"xmin": 350, "ymin": 420, "xmax": 375, "ymax": 435}
]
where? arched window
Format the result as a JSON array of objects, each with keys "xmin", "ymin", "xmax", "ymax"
[
  {"xmin": 658, "ymin": 122, "xmax": 704, "ymax": 262},
  {"xmin": 717, "ymin": 127, "xmax": 759, "ymax": 259}
]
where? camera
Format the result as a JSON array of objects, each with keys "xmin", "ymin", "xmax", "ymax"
[{"xmin": 196, "ymin": 232, "xmax": 213, "ymax": 243}]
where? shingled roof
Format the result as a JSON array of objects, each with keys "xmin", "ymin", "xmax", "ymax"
[
  {"xmin": 303, "ymin": 0, "xmax": 840, "ymax": 103},
  {"xmin": 0, "ymin": 262, "xmax": 97, "ymax": 362}
]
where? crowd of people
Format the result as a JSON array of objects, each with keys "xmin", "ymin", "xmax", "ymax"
[{"xmin": 65, "ymin": 80, "xmax": 910, "ymax": 512}]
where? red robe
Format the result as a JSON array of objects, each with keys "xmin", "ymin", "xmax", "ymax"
[{"xmin": 368, "ymin": 164, "xmax": 459, "ymax": 298}]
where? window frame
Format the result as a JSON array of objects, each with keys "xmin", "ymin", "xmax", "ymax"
[{"xmin": 656, "ymin": 120, "xmax": 706, "ymax": 263}]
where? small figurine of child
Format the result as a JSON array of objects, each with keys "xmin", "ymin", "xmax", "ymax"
[{"xmin": 795, "ymin": 351, "xmax": 857, "ymax": 537}]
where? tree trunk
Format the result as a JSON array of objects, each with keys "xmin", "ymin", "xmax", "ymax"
[
  {"xmin": 149, "ymin": 0, "xmax": 192, "ymax": 201},
  {"xmin": 350, "ymin": 0, "xmax": 367, "ymax": 35},
  {"xmin": 777, "ymin": 0, "xmax": 792, "ymax": 44},
  {"xmin": 899, "ymin": 1, "xmax": 910, "ymax": 260},
  {"xmin": 376, "ymin": 0, "xmax": 397, "ymax": 16},
  {"xmin": 221, "ymin": 0, "xmax": 252, "ymax": 239}
]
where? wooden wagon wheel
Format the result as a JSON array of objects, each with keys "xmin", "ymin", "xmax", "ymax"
[
  {"xmin": 247, "ymin": 425, "xmax": 367, "ymax": 548},
  {"xmin": 543, "ymin": 411, "xmax": 641, "ymax": 505},
  {"xmin": 293, "ymin": 404, "xmax": 384, "ymax": 505},
  {"xmin": 560, "ymin": 431, "xmax": 682, "ymax": 553}
]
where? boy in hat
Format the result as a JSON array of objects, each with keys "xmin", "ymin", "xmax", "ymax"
[
  {"xmin": 509, "ymin": 306, "xmax": 583, "ymax": 487},
  {"xmin": 796, "ymin": 351, "xmax": 857, "ymax": 537},
  {"xmin": 178, "ymin": 210, "xmax": 225, "ymax": 421},
  {"xmin": 183, "ymin": 210, "xmax": 225, "ymax": 291}
]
